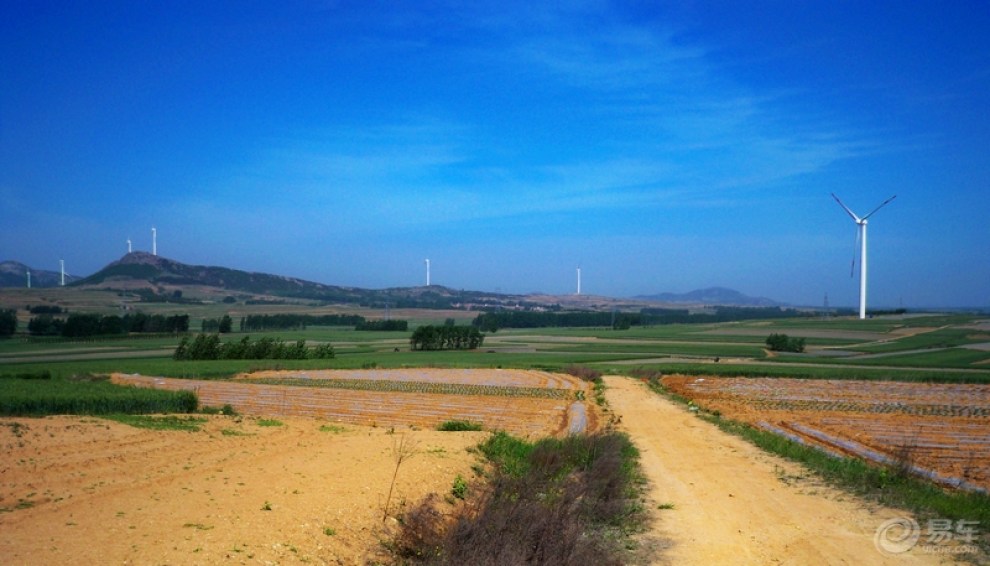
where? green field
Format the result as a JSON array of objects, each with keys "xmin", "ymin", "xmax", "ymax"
[{"xmin": 2, "ymin": 309, "xmax": 988, "ymax": 383}]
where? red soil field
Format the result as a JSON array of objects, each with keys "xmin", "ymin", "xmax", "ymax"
[{"xmin": 662, "ymin": 375, "xmax": 990, "ymax": 493}]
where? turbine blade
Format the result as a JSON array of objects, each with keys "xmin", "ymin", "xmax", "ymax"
[
  {"xmin": 831, "ymin": 193, "xmax": 861, "ymax": 222},
  {"xmin": 861, "ymin": 194, "xmax": 897, "ymax": 220}
]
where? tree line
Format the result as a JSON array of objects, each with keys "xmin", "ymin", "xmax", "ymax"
[
  {"xmin": 355, "ymin": 319, "xmax": 409, "ymax": 331},
  {"xmin": 471, "ymin": 311, "xmax": 636, "ymax": 332},
  {"xmin": 472, "ymin": 306, "xmax": 817, "ymax": 331},
  {"xmin": 173, "ymin": 334, "xmax": 335, "ymax": 360},
  {"xmin": 240, "ymin": 313, "xmax": 366, "ymax": 331},
  {"xmin": 410, "ymin": 325, "xmax": 484, "ymax": 351},
  {"xmin": 26, "ymin": 313, "xmax": 190, "ymax": 337}
]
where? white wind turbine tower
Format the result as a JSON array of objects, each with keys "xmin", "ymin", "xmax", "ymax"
[
  {"xmin": 576, "ymin": 266, "xmax": 582, "ymax": 295},
  {"xmin": 60, "ymin": 259, "xmax": 65, "ymax": 286},
  {"xmin": 152, "ymin": 227, "xmax": 157, "ymax": 256},
  {"xmin": 127, "ymin": 238, "xmax": 132, "ymax": 253},
  {"xmin": 424, "ymin": 259, "xmax": 431, "ymax": 286},
  {"xmin": 831, "ymin": 193, "xmax": 897, "ymax": 320}
]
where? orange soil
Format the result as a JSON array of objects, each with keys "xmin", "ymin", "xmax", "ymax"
[
  {"xmin": 662, "ymin": 375, "xmax": 990, "ymax": 492},
  {"xmin": 0, "ymin": 416, "xmax": 486, "ymax": 565}
]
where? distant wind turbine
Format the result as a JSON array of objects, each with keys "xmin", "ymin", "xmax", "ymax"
[
  {"xmin": 60, "ymin": 259, "xmax": 65, "ymax": 286},
  {"xmin": 127, "ymin": 238, "xmax": 132, "ymax": 253},
  {"xmin": 424, "ymin": 259, "xmax": 431, "ymax": 286},
  {"xmin": 152, "ymin": 227, "xmax": 157, "ymax": 256},
  {"xmin": 576, "ymin": 266, "xmax": 582, "ymax": 295},
  {"xmin": 831, "ymin": 193, "xmax": 896, "ymax": 320}
]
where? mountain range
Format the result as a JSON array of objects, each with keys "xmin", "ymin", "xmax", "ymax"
[
  {"xmin": 0, "ymin": 260, "xmax": 82, "ymax": 288},
  {"xmin": 2, "ymin": 253, "xmax": 782, "ymax": 308},
  {"xmin": 634, "ymin": 287, "xmax": 781, "ymax": 307}
]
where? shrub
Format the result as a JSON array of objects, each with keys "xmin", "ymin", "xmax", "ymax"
[
  {"xmin": 394, "ymin": 431, "xmax": 644, "ymax": 565},
  {"xmin": 437, "ymin": 420, "xmax": 483, "ymax": 432},
  {"xmin": 765, "ymin": 333, "xmax": 806, "ymax": 353},
  {"xmin": 563, "ymin": 364, "xmax": 602, "ymax": 382}
]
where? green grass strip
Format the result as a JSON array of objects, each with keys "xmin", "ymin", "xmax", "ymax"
[{"xmin": 103, "ymin": 414, "xmax": 207, "ymax": 431}]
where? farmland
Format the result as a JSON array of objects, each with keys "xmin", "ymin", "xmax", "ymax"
[
  {"xmin": 113, "ymin": 368, "xmax": 597, "ymax": 437},
  {"xmin": 662, "ymin": 376, "xmax": 990, "ymax": 494},
  {"xmin": 1, "ymin": 293, "xmax": 989, "ymax": 562}
]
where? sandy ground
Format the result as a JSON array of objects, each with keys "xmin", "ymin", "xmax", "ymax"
[
  {"xmin": 604, "ymin": 376, "xmax": 958, "ymax": 565},
  {"xmin": 0, "ymin": 416, "xmax": 486, "ymax": 565}
]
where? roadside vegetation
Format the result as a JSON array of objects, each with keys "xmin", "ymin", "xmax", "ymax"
[{"xmin": 390, "ymin": 430, "xmax": 649, "ymax": 565}]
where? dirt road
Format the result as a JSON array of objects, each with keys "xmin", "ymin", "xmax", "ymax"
[{"xmin": 604, "ymin": 376, "xmax": 947, "ymax": 565}]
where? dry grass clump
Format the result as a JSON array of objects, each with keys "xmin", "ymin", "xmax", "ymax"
[{"xmin": 391, "ymin": 431, "xmax": 647, "ymax": 565}]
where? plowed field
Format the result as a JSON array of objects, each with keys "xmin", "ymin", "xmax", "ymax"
[
  {"xmin": 663, "ymin": 376, "xmax": 990, "ymax": 493},
  {"xmin": 113, "ymin": 368, "xmax": 599, "ymax": 437}
]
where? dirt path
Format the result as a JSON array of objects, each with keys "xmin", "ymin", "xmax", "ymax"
[{"xmin": 604, "ymin": 376, "xmax": 946, "ymax": 565}]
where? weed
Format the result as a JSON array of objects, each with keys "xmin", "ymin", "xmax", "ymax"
[
  {"xmin": 319, "ymin": 424, "xmax": 347, "ymax": 433},
  {"xmin": 323, "ymin": 527, "xmax": 336, "ymax": 536},
  {"xmin": 1, "ymin": 421, "xmax": 26, "ymax": 437},
  {"xmin": 451, "ymin": 475, "xmax": 468, "ymax": 500},
  {"xmin": 256, "ymin": 418, "xmax": 283, "ymax": 427},
  {"xmin": 261, "ymin": 501, "xmax": 272, "ymax": 511},
  {"xmin": 382, "ymin": 435, "xmax": 418, "ymax": 523}
]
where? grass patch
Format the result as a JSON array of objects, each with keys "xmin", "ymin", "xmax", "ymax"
[
  {"xmin": 319, "ymin": 424, "xmax": 347, "ymax": 433},
  {"xmin": 256, "ymin": 418, "xmax": 283, "ymax": 427},
  {"xmin": 437, "ymin": 420, "xmax": 483, "ymax": 432},
  {"xmin": 220, "ymin": 428, "xmax": 250, "ymax": 436},
  {"xmin": 104, "ymin": 414, "xmax": 208, "ymax": 431}
]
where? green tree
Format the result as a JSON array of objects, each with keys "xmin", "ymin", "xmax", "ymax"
[
  {"xmin": 218, "ymin": 314, "xmax": 233, "ymax": 334},
  {"xmin": 0, "ymin": 309, "xmax": 17, "ymax": 337}
]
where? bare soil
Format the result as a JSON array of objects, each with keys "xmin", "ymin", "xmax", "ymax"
[{"xmin": 0, "ymin": 415, "xmax": 486, "ymax": 565}]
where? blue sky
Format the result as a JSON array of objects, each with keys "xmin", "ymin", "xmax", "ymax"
[{"xmin": 2, "ymin": 1, "xmax": 988, "ymax": 307}]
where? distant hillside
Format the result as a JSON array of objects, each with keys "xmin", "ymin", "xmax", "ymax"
[
  {"xmin": 0, "ymin": 260, "xmax": 82, "ymax": 288},
  {"xmin": 635, "ymin": 287, "xmax": 781, "ymax": 307},
  {"xmin": 70, "ymin": 252, "xmax": 532, "ymax": 310}
]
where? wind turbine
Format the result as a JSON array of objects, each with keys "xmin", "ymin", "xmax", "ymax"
[
  {"xmin": 127, "ymin": 238, "xmax": 132, "ymax": 253},
  {"xmin": 152, "ymin": 227, "xmax": 157, "ymax": 256},
  {"xmin": 576, "ymin": 266, "xmax": 582, "ymax": 295},
  {"xmin": 831, "ymin": 193, "xmax": 896, "ymax": 320},
  {"xmin": 60, "ymin": 259, "xmax": 65, "ymax": 286},
  {"xmin": 424, "ymin": 259, "xmax": 431, "ymax": 287}
]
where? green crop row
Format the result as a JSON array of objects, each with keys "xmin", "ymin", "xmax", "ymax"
[
  {"xmin": 0, "ymin": 376, "xmax": 198, "ymax": 416},
  {"xmin": 240, "ymin": 376, "xmax": 574, "ymax": 400}
]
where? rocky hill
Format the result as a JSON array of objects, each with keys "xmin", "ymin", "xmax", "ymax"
[{"xmin": 69, "ymin": 252, "xmax": 530, "ymax": 309}]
